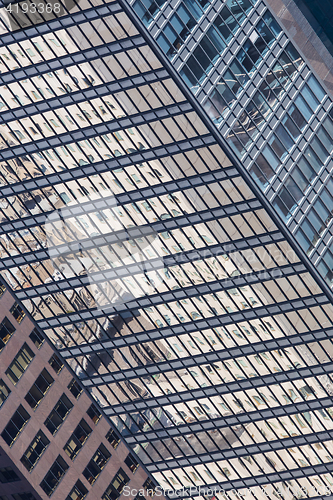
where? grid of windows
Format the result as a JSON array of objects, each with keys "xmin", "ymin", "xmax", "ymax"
[
  {"xmin": 0, "ymin": 467, "xmax": 19, "ymax": 483},
  {"xmin": 0, "ymin": 379, "xmax": 11, "ymax": 408},
  {"xmin": 87, "ymin": 403, "xmax": 102, "ymax": 424},
  {"xmin": 125, "ymin": 453, "xmax": 140, "ymax": 473},
  {"xmin": 106, "ymin": 428, "xmax": 121, "ymax": 449},
  {"xmin": 29, "ymin": 328, "xmax": 44, "ymax": 349},
  {"xmin": 68, "ymin": 378, "xmax": 83, "ymax": 399},
  {"xmin": 48, "ymin": 353, "xmax": 64, "ymax": 373}
]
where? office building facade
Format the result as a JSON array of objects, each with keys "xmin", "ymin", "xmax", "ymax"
[{"xmin": 0, "ymin": 0, "xmax": 333, "ymax": 499}]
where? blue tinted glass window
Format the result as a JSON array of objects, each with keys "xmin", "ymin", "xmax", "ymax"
[
  {"xmin": 310, "ymin": 136, "xmax": 329, "ymax": 163},
  {"xmin": 249, "ymin": 164, "xmax": 269, "ymax": 189},
  {"xmin": 180, "ymin": 64, "xmax": 199, "ymax": 90},
  {"xmin": 313, "ymin": 199, "xmax": 330, "ymax": 223},
  {"xmin": 261, "ymin": 145, "xmax": 280, "ymax": 171},
  {"xmin": 317, "ymin": 127, "xmax": 333, "ymax": 153}
]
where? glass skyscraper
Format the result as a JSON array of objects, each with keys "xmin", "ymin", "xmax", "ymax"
[{"xmin": 0, "ymin": 0, "xmax": 333, "ymax": 499}]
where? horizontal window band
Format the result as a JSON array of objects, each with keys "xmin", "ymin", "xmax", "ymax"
[
  {"xmin": 0, "ymin": 197, "xmax": 260, "ymax": 254},
  {"xmin": 31, "ymin": 260, "xmax": 308, "ymax": 319},
  {"xmin": 0, "ymin": 135, "xmax": 225, "ymax": 196},
  {"xmin": 61, "ymin": 326, "xmax": 333, "ymax": 372}
]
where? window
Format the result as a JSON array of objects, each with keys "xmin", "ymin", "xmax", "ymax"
[
  {"xmin": 10, "ymin": 303, "xmax": 25, "ymax": 323},
  {"xmin": 103, "ymin": 469, "xmax": 130, "ymax": 500},
  {"xmin": 0, "ymin": 317, "xmax": 16, "ymax": 349},
  {"xmin": 29, "ymin": 329, "xmax": 44, "ymax": 348},
  {"xmin": 124, "ymin": 453, "xmax": 140, "ymax": 473},
  {"xmin": 0, "ymin": 467, "xmax": 19, "ymax": 483},
  {"xmin": 157, "ymin": 4, "xmax": 197, "ymax": 59},
  {"xmin": 66, "ymin": 480, "xmax": 88, "ymax": 500},
  {"xmin": 6, "ymin": 344, "xmax": 35, "ymax": 385},
  {"xmin": 82, "ymin": 444, "xmax": 111, "ymax": 484},
  {"xmin": 25, "ymin": 369, "xmax": 54, "ymax": 409},
  {"xmin": 60, "ymin": 192, "xmax": 71, "ymax": 204},
  {"xmin": 0, "ymin": 379, "xmax": 9, "ymax": 409},
  {"xmin": 143, "ymin": 478, "xmax": 157, "ymax": 497},
  {"xmin": 133, "ymin": 0, "xmax": 166, "ymax": 26},
  {"xmin": 1, "ymin": 405, "xmax": 30, "ymax": 446},
  {"xmin": 44, "ymin": 394, "xmax": 73, "ymax": 435},
  {"xmin": 87, "ymin": 403, "xmax": 102, "ymax": 424},
  {"xmin": 68, "ymin": 378, "xmax": 82, "ymax": 399},
  {"xmin": 48, "ymin": 354, "xmax": 63, "ymax": 374},
  {"xmin": 21, "ymin": 431, "xmax": 50, "ymax": 471},
  {"xmin": 63, "ymin": 419, "xmax": 92, "ymax": 460},
  {"xmin": 106, "ymin": 428, "xmax": 121, "ymax": 449},
  {"xmin": 40, "ymin": 455, "xmax": 69, "ymax": 496}
]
